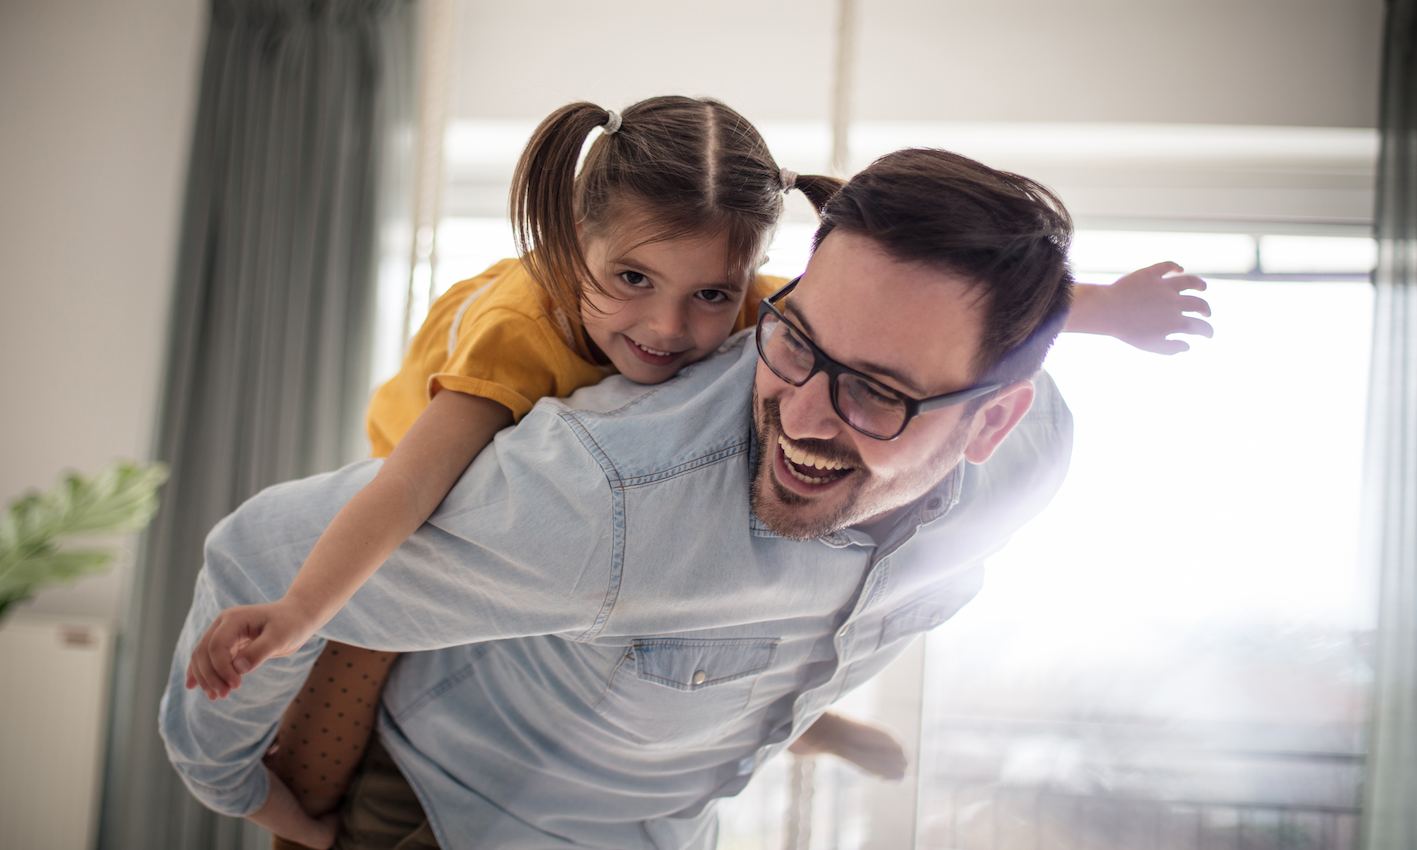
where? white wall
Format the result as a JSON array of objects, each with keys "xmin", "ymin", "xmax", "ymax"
[
  {"xmin": 443, "ymin": 0, "xmax": 1384, "ymax": 228},
  {"xmin": 0, "ymin": 0, "xmax": 206, "ymax": 623},
  {"xmin": 452, "ymin": 0, "xmax": 1382, "ymax": 128},
  {"xmin": 854, "ymin": 0, "xmax": 1382, "ymax": 127}
]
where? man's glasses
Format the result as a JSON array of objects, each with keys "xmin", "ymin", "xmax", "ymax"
[{"xmin": 755, "ymin": 277, "xmax": 1002, "ymax": 441}]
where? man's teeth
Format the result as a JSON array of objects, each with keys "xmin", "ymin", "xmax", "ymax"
[
  {"xmin": 632, "ymin": 340, "xmax": 674, "ymax": 357},
  {"xmin": 778, "ymin": 436, "xmax": 849, "ymax": 473}
]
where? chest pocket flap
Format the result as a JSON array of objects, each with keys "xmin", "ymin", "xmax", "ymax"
[{"xmin": 633, "ymin": 637, "xmax": 778, "ymax": 690}]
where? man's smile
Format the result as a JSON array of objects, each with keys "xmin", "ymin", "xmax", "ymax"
[{"xmin": 774, "ymin": 433, "xmax": 856, "ymax": 493}]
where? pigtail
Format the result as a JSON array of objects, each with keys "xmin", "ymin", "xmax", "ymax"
[
  {"xmin": 791, "ymin": 173, "xmax": 845, "ymax": 216},
  {"xmin": 509, "ymin": 102, "xmax": 615, "ymax": 323}
]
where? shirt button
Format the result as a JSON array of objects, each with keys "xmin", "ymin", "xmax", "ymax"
[
  {"xmin": 692, "ymin": 670, "xmax": 707, "ymax": 686},
  {"xmin": 926, "ymin": 497, "xmax": 943, "ymax": 511}
]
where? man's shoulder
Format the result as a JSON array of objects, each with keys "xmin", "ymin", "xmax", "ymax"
[{"xmin": 525, "ymin": 332, "xmax": 758, "ymax": 485}]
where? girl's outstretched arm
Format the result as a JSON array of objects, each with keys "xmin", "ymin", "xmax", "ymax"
[
  {"xmin": 1066, "ymin": 261, "xmax": 1213, "ymax": 354},
  {"xmin": 186, "ymin": 391, "xmax": 512, "ymax": 698}
]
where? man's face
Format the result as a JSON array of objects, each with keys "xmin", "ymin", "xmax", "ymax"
[{"xmin": 751, "ymin": 231, "xmax": 1031, "ymax": 540}]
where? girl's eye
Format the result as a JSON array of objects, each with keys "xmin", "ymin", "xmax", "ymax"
[
  {"xmin": 618, "ymin": 271, "xmax": 650, "ymax": 288},
  {"xmin": 696, "ymin": 289, "xmax": 731, "ymax": 304}
]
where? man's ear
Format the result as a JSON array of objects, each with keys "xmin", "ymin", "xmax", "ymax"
[{"xmin": 963, "ymin": 379, "xmax": 1035, "ymax": 464}]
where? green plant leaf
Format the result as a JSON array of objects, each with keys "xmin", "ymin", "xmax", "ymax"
[{"xmin": 0, "ymin": 461, "xmax": 167, "ymax": 621}]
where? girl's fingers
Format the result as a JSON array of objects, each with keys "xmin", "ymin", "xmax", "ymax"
[
  {"xmin": 1181, "ymin": 316, "xmax": 1215, "ymax": 338},
  {"xmin": 206, "ymin": 624, "xmax": 244, "ymax": 695},
  {"xmin": 189, "ymin": 645, "xmax": 220, "ymax": 699},
  {"xmin": 1168, "ymin": 274, "xmax": 1207, "ymax": 293},
  {"xmin": 1143, "ymin": 260, "xmax": 1183, "ymax": 276},
  {"xmin": 1176, "ymin": 295, "xmax": 1212, "ymax": 316},
  {"xmin": 235, "ymin": 628, "xmax": 287, "ymax": 675},
  {"xmin": 1147, "ymin": 338, "xmax": 1191, "ymax": 356}
]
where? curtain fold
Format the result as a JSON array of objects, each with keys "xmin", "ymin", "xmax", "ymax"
[
  {"xmin": 99, "ymin": 2, "xmax": 416, "ymax": 847},
  {"xmin": 1360, "ymin": 1, "xmax": 1417, "ymax": 849}
]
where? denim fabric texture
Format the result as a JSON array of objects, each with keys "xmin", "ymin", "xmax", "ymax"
[{"xmin": 159, "ymin": 333, "xmax": 1073, "ymax": 849}]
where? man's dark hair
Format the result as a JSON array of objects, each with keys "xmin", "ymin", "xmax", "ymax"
[{"xmin": 813, "ymin": 148, "xmax": 1074, "ymax": 386}]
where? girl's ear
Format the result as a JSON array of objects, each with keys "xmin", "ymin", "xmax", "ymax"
[{"xmin": 962, "ymin": 380, "xmax": 1035, "ymax": 464}]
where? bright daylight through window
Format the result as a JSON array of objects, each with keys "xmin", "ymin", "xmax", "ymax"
[{"xmin": 389, "ymin": 212, "xmax": 1375, "ymax": 850}]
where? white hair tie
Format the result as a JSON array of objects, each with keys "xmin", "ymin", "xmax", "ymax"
[
  {"xmin": 603, "ymin": 110, "xmax": 622, "ymax": 135},
  {"xmin": 780, "ymin": 168, "xmax": 798, "ymax": 192}
]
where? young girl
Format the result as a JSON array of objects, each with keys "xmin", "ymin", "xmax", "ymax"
[{"xmin": 185, "ymin": 96, "xmax": 1212, "ymax": 848}]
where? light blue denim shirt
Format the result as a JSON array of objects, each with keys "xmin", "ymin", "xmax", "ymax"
[{"xmin": 159, "ymin": 333, "xmax": 1072, "ymax": 849}]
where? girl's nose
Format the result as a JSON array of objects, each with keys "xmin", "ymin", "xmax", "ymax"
[{"xmin": 648, "ymin": 303, "xmax": 689, "ymax": 342}]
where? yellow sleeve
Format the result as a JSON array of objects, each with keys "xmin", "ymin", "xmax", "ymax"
[
  {"xmin": 431, "ymin": 307, "xmax": 567, "ymax": 422},
  {"xmin": 735, "ymin": 274, "xmax": 790, "ymax": 332}
]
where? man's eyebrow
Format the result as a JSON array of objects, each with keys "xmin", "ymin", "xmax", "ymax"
[{"xmin": 784, "ymin": 303, "xmax": 926, "ymax": 397}]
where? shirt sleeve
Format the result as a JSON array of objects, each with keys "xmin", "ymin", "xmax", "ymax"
[
  {"xmin": 158, "ymin": 402, "xmax": 616, "ymax": 815},
  {"xmin": 430, "ymin": 307, "xmax": 566, "ymax": 422}
]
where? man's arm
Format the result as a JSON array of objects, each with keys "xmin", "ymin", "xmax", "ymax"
[{"xmin": 159, "ymin": 402, "xmax": 616, "ymax": 816}]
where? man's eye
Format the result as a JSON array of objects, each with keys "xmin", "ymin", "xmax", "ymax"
[
  {"xmin": 859, "ymin": 382, "xmax": 897, "ymax": 405},
  {"xmin": 782, "ymin": 329, "xmax": 809, "ymax": 352},
  {"xmin": 696, "ymin": 289, "xmax": 730, "ymax": 304},
  {"xmin": 618, "ymin": 271, "xmax": 650, "ymax": 288},
  {"xmin": 845, "ymin": 377, "xmax": 899, "ymax": 409}
]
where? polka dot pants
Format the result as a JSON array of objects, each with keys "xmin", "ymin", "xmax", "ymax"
[{"xmin": 266, "ymin": 642, "xmax": 400, "ymax": 850}]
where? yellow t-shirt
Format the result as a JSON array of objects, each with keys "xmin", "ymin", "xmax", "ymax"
[{"xmin": 365, "ymin": 259, "xmax": 785, "ymax": 458}]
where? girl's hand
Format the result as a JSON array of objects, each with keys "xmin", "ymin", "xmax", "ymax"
[
  {"xmin": 1072, "ymin": 261, "xmax": 1214, "ymax": 354},
  {"xmin": 288, "ymin": 812, "xmax": 339, "ymax": 850},
  {"xmin": 789, "ymin": 712, "xmax": 909, "ymax": 781},
  {"xmin": 184, "ymin": 600, "xmax": 319, "ymax": 699}
]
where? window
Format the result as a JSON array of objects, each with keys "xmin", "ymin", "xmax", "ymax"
[
  {"xmin": 720, "ymin": 231, "xmax": 1377, "ymax": 850},
  {"xmin": 405, "ymin": 121, "xmax": 1377, "ymax": 850}
]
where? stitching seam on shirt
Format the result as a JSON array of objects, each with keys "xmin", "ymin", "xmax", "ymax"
[
  {"xmin": 861, "ymin": 560, "xmax": 892, "ymax": 610},
  {"xmin": 576, "ymin": 484, "xmax": 626, "ymax": 642},
  {"xmin": 616, "ymin": 441, "xmax": 749, "ymax": 488},
  {"xmin": 589, "ymin": 647, "xmax": 634, "ymax": 714},
  {"xmin": 559, "ymin": 411, "xmax": 624, "ymax": 487},
  {"xmin": 392, "ymin": 660, "xmax": 478, "ymax": 722},
  {"xmin": 552, "ymin": 411, "xmax": 626, "ymax": 642}
]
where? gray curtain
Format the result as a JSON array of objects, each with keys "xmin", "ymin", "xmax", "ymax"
[
  {"xmin": 1361, "ymin": 1, "xmax": 1417, "ymax": 849},
  {"xmin": 99, "ymin": 1, "xmax": 416, "ymax": 848}
]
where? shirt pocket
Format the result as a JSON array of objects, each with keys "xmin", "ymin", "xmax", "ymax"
[{"xmin": 593, "ymin": 636, "xmax": 779, "ymax": 748}]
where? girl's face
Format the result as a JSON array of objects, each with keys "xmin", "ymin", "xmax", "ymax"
[{"xmin": 580, "ymin": 226, "xmax": 747, "ymax": 384}]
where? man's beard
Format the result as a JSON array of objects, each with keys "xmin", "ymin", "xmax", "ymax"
[{"xmin": 749, "ymin": 392, "xmax": 971, "ymax": 541}]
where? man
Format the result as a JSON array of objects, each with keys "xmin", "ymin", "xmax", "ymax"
[{"xmin": 161, "ymin": 148, "xmax": 1075, "ymax": 849}]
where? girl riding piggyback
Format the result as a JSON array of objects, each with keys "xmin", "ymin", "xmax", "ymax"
[
  {"xmin": 186, "ymin": 95, "xmax": 843, "ymax": 846},
  {"xmin": 185, "ymin": 95, "xmax": 1212, "ymax": 849}
]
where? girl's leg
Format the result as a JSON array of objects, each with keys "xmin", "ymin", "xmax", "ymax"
[{"xmin": 265, "ymin": 641, "xmax": 401, "ymax": 841}]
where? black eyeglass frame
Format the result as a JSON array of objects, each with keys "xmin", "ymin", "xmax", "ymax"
[{"xmin": 755, "ymin": 276, "xmax": 1004, "ymax": 441}]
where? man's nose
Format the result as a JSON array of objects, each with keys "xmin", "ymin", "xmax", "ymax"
[{"xmin": 777, "ymin": 372, "xmax": 842, "ymax": 441}]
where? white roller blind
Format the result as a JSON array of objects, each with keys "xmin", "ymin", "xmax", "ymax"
[
  {"xmin": 853, "ymin": 0, "xmax": 1382, "ymax": 127},
  {"xmin": 442, "ymin": 0, "xmax": 1383, "ymax": 227}
]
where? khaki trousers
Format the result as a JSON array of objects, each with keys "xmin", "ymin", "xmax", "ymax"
[{"xmin": 273, "ymin": 736, "xmax": 440, "ymax": 850}]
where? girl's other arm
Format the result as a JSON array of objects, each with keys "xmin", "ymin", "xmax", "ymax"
[
  {"xmin": 247, "ymin": 767, "xmax": 339, "ymax": 849},
  {"xmin": 187, "ymin": 391, "xmax": 513, "ymax": 698},
  {"xmin": 1066, "ymin": 261, "xmax": 1213, "ymax": 354}
]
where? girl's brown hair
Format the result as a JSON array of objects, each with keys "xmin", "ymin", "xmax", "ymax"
[{"xmin": 510, "ymin": 96, "xmax": 841, "ymax": 329}]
